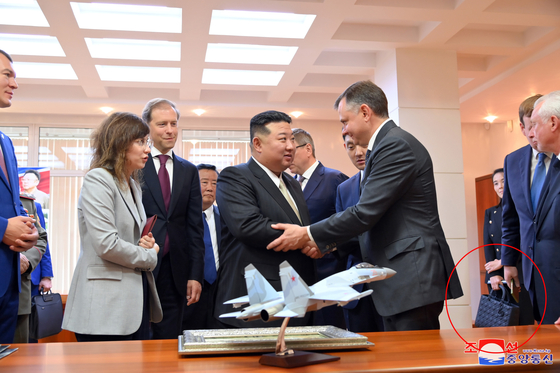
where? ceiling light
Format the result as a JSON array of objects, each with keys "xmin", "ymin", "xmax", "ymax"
[
  {"xmin": 192, "ymin": 109, "xmax": 206, "ymax": 116},
  {"xmin": 95, "ymin": 65, "xmax": 180, "ymax": 83},
  {"xmin": 100, "ymin": 107, "xmax": 113, "ymax": 114},
  {"xmin": 202, "ymin": 69, "xmax": 284, "ymax": 86},
  {"xmin": 0, "ymin": 0, "xmax": 49, "ymax": 27},
  {"xmin": 209, "ymin": 10, "xmax": 315, "ymax": 39},
  {"xmin": 0, "ymin": 34, "xmax": 65, "ymax": 57},
  {"xmin": 13, "ymin": 62, "xmax": 78, "ymax": 80},
  {"xmin": 70, "ymin": 2, "xmax": 182, "ymax": 33},
  {"xmin": 85, "ymin": 38, "xmax": 180, "ymax": 61},
  {"xmin": 484, "ymin": 115, "xmax": 498, "ymax": 123},
  {"xmin": 290, "ymin": 111, "xmax": 303, "ymax": 118},
  {"xmin": 205, "ymin": 43, "xmax": 298, "ymax": 65}
]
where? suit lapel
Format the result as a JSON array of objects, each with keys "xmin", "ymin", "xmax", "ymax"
[
  {"xmin": 213, "ymin": 205, "xmax": 221, "ymax": 249},
  {"xmin": 303, "ymin": 163, "xmax": 323, "ymax": 200},
  {"xmin": 116, "ymin": 177, "xmax": 142, "ymax": 229},
  {"xmin": 144, "ymin": 155, "xmax": 167, "ymax": 215},
  {"xmin": 248, "ymin": 159, "xmax": 302, "ymax": 225},
  {"xmin": 520, "ymin": 145, "xmax": 533, "ymax": 214},
  {"xmin": 536, "ymin": 156, "xmax": 560, "ymax": 229},
  {"xmin": 0, "ymin": 135, "xmax": 11, "ymax": 189}
]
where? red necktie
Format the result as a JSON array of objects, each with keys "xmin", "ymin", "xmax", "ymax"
[{"xmin": 156, "ymin": 154, "xmax": 171, "ymax": 256}]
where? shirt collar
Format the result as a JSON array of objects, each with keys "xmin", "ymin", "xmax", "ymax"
[
  {"xmin": 204, "ymin": 205, "xmax": 214, "ymax": 220},
  {"xmin": 367, "ymin": 118, "xmax": 392, "ymax": 151},
  {"xmin": 252, "ymin": 156, "xmax": 282, "ymax": 188},
  {"xmin": 150, "ymin": 146, "xmax": 174, "ymax": 159},
  {"xmin": 302, "ymin": 160, "xmax": 319, "ymax": 180},
  {"xmin": 532, "ymin": 147, "xmax": 552, "ymax": 160}
]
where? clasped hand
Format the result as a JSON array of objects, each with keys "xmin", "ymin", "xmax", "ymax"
[
  {"xmin": 138, "ymin": 232, "xmax": 159, "ymax": 253},
  {"xmin": 267, "ymin": 223, "xmax": 323, "ymax": 259},
  {"xmin": 3, "ymin": 216, "xmax": 39, "ymax": 252}
]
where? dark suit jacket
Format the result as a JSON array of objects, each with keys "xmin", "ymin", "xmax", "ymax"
[
  {"xmin": 215, "ymin": 158, "xmax": 314, "ymax": 327},
  {"xmin": 302, "ymin": 162, "xmax": 348, "ymax": 224},
  {"xmin": 530, "ymin": 158, "xmax": 560, "ymax": 323},
  {"xmin": 31, "ymin": 203, "xmax": 53, "ymax": 288},
  {"xmin": 141, "ymin": 153, "xmax": 205, "ymax": 295},
  {"xmin": 310, "ymin": 121, "xmax": 463, "ymax": 317},
  {"xmin": 501, "ymin": 146, "xmax": 557, "ymax": 292},
  {"xmin": 483, "ymin": 204, "xmax": 503, "ymax": 283},
  {"xmin": 0, "ymin": 132, "xmax": 27, "ymax": 298}
]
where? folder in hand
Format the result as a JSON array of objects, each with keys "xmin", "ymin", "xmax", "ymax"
[{"xmin": 142, "ymin": 215, "xmax": 157, "ymax": 237}]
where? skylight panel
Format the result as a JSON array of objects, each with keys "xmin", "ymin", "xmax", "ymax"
[
  {"xmin": 14, "ymin": 62, "xmax": 78, "ymax": 80},
  {"xmin": 70, "ymin": 2, "xmax": 182, "ymax": 33},
  {"xmin": 202, "ymin": 69, "xmax": 284, "ymax": 86},
  {"xmin": 0, "ymin": 0, "xmax": 49, "ymax": 27},
  {"xmin": 205, "ymin": 43, "xmax": 298, "ymax": 65},
  {"xmin": 85, "ymin": 38, "xmax": 180, "ymax": 61},
  {"xmin": 0, "ymin": 34, "xmax": 65, "ymax": 57},
  {"xmin": 95, "ymin": 65, "xmax": 180, "ymax": 83},
  {"xmin": 209, "ymin": 10, "xmax": 315, "ymax": 39}
]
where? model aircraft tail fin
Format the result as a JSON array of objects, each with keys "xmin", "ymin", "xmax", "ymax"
[
  {"xmin": 279, "ymin": 261, "xmax": 312, "ymax": 317},
  {"xmin": 244, "ymin": 264, "xmax": 279, "ymax": 305}
]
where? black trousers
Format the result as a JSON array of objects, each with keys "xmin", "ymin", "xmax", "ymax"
[
  {"xmin": 151, "ymin": 254, "xmax": 184, "ymax": 339},
  {"xmin": 382, "ymin": 301, "xmax": 444, "ymax": 331}
]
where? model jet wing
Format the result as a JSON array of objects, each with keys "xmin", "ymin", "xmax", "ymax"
[
  {"xmin": 309, "ymin": 288, "xmax": 373, "ymax": 302},
  {"xmin": 223, "ymin": 295, "xmax": 250, "ymax": 308}
]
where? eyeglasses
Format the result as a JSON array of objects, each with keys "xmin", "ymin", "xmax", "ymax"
[
  {"xmin": 135, "ymin": 137, "xmax": 153, "ymax": 148},
  {"xmin": 295, "ymin": 143, "xmax": 308, "ymax": 149}
]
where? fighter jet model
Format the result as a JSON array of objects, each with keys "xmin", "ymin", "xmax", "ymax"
[{"xmin": 220, "ymin": 261, "xmax": 396, "ymax": 323}]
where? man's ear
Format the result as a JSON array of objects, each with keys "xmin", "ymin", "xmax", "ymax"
[
  {"xmin": 360, "ymin": 104, "xmax": 373, "ymax": 122},
  {"xmin": 550, "ymin": 115, "xmax": 560, "ymax": 133},
  {"xmin": 519, "ymin": 121, "xmax": 525, "ymax": 133},
  {"xmin": 252, "ymin": 136, "xmax": 262, "ymax": 153}
]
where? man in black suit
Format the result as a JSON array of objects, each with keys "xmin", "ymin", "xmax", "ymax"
[
  {"xmin": 289, "ymin": 128, "xmax": 347, "ymax": 327},
  {"xmin": 141, "ymin": 98, "xmax": 205, "ymax": 339},
  {"xmin": 214, "ymin": 110, "xmax": 315, "ymax": 328},
  {"xmin": 182, "ymin": 164, "xmax": 223, "ymax": 330},
  {"xmin": 268, "ymin": 80, "xmax": 463, "ymax": 331}
]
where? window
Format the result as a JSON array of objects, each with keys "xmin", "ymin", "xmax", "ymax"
[
  {"xmin": 182, "ymin": 130, "xmax": 251, "ymax": 170},
  {"xmin": 0, "ymin": 126, "xmax": 29, "ymax": 166}
]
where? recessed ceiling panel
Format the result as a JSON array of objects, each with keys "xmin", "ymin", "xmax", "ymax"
[
  {"xmin": 96, "ymin": 65, "xmax": 181, "ymax": 83},
  {"xmin": 202, "ymin": 69, "xmax": 285, "ymax": 86},
  {"xmin": 0, "ymin": 34, "xmax": 65, "ymax": 57},
  {"xmin": 85, "ymin": 38, "xmax": 181, "ymax": 61},
  {"xmin": 332, "ymin": 23, "xmax": 418, "ymax": 42},
  {"xmin": 0, "ymin": 0, "xmax": 49, "ymax": 27},
  {"xmin": 205, "ymin": 44, "xmax": 298, "ymax": 65},
  {"xmin": 314, "ymin": 50, "xmax": 376, "ymax": 67}
]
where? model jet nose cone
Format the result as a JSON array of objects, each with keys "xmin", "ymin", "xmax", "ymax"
[{"xmin": 384, "ymin": 268, "xmax": 397, "ymax": 278}]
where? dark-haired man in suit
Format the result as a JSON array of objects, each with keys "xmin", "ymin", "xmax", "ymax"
[
  {"xmin": 182, "ymin": 163, "xmax": 223, "ymax": 330},
  {"xmin": 141, "ymin": 98, "xmax": 205, "ymax": 339},
  {"xmin": 268, "ymin": 80, "xmax": 463, "ymax": 331},
  {"xmin": 215, "ymin": 110, "xmax": 315, "ymax": 328},
  {"xmin": 0, "ymin": 49, "xmax": 39, "ymax": 343}
]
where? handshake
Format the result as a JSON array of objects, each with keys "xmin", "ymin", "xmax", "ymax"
[{"xmin": 266, "ymin": 223, "xmax": 324, "ymax": 259}]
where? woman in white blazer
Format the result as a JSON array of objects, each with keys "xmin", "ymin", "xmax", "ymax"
[{"xmin": 63, "ymin": 112, "xmax": 163, "ymax": 341}]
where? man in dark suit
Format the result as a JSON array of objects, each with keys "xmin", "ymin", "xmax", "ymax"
[
  {"xmin": 215, "ymin": 110, "xmax": 315, "ymax": 328},
  {"xmin": 182, "ymin": 164, "xmax": 223, "ymax": 330},
  {"xmin": 0, "ymin": 49, "xmax": 39, "ymax": 343},
  {"xmin": 289, "ymin": 128, "xmax": 347, "ymax": 327},
  {"xmin": 141, "ymin": 98, "xmax": 205, "ymax": 339},
  {"xmin": 501, "ymin": 94, "xmax": 554, "ymax": 323},
  {"xmin": 268, "ymin": 80, "xmax": 463, "ymax": 331},
  {"xmin": 507, "ymin": 91, "xmax": 560, "ymax": 325},
  {"xmin": 336, "ymin": 134, "xmax": 383, "ymax": 332}
]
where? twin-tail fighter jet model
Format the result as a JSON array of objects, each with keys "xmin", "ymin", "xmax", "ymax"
[{"xmin": 220, "ymin": 261, "xmax": 396, "ymax": 323}]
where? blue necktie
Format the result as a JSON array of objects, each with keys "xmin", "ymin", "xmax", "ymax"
[
  {"xmin": 531, "ymin": 153, "xmax": 547, "ymax": 213},
  {"xmin": 203, "ymin": 212, "xmax": 217, "ymax": 284}
]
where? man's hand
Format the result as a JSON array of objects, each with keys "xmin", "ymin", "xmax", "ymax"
[
  {"xmin": 302, "ymin": 242, "xmax": 323, "ymax": 259},
  {"xmin": 485, "ymin": 259, "xmax": 502, "ymax": 273},
  {"xmin": 20, "ymin": 253, "xmax": 30, "ymax": 274},
  {"xmin": 267, "ymin": 223, "xmax": 312, "ymax": 252},
  {"xmin": 186, "ymin": 280, "xmax": 202, "ymax": 306},
  {"xmin": 3, "ymin": 216, "xmax": 38, "ymax": 252},
  {"xmin": 38, "ymin": 277, "xmax": 52, "ymax": 292},
  {"xmin": 504, "ymin": 265, "xmax": 520, "ymax": 288},
  {"xmin": 489, "ymin": 275, "xmax": 504, "ymax": 291},
  {"xmin": 555, "ymin": 316, "xmax": 560, "ymax": 325}
]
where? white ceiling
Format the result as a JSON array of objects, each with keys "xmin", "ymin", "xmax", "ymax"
[{"xmin": 1, "ymin": 0, "xmax": 559, "ymax": 124}]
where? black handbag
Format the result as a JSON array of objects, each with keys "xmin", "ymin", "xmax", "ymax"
[
  {"xmin": 475, "ymin": 284, "xmax": 520, "ymax": 327},
  {"xmin": 29, "ymin": 290, "xmax": 63, "ymax": 339}
]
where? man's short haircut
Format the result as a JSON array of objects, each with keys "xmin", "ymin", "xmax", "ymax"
[
  {"xmin": 197, "ymin": 163, "xmax": 218, "ymax": 175},
  {"xmin": 249, "ymin": 110, "xmax": 292, "ymax": 147},
  {"xmin": 292, "ymin": 128, "xmax": 315, "ymax": 158},
  {"xmin": 518, "ymin": 94, "xmax": 543, "ymax": 126},
  {"xmin": 142, "ymin": 98, "xmax": 180, "ymax": 125},
  {"xmin": 492, "ymin": 168, "xmax": 504, "ymax": 179},
  {"xmin": 533, "ymin": 91, "xmax": 560, "ymax": 124},
  {"xmin": 334, "ymin": 80, "xmax": 389, "ymax": 119},
  {"xmin": 23, "ymin": 169, "xmax": 40, "ymax": 181},
  {"xmin": 0, "ymin": 49, "xmax": 13, "ymax": 63}
]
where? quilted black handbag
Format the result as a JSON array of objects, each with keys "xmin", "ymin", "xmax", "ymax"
[
  {"xmin": 29, "ymin": 290, "xmax": 63, "ymax": 339},
  {"xmin": 475, "ymin": 284, "xmax": 520, "ymax": 327}
]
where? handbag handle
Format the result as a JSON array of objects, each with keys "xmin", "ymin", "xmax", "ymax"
[
  {"xmin": 39, "ymin": 289, "xmax": 55, "ymax": 302},
  {"xmin": 489, "ymin": 284, "xmax": 514, "ymax": 303}
]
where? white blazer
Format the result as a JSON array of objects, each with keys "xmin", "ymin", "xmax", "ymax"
[{"xmin": 63, "ymin": 168, "xmax": 163, "ymax": 335}]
